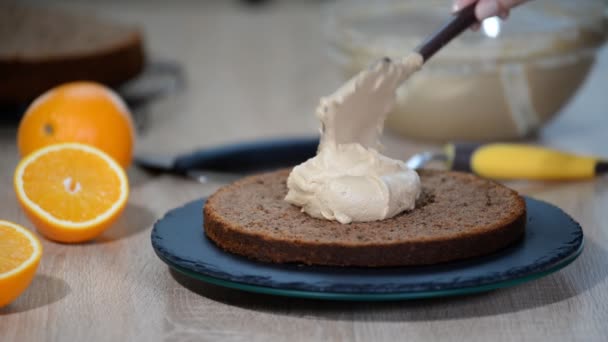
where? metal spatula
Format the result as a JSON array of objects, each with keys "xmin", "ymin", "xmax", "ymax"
[{"xmin": 406, "ymin": 142, "xmax": 608, "ymax": 181}]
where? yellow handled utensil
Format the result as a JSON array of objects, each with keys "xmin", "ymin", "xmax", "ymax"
[{"xmin": 405, "ymin": 143, "xmax": 607, "ymax": 181}]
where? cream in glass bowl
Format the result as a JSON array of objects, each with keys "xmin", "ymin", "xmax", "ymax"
[{"xmin": 325, "ymin": 0, "xmax": 608, "ymax": 141}]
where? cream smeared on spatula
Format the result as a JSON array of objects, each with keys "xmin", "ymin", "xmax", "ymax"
[{"xmin": 285, "ymin": 54, "xmax": 423, "ymax": 224}]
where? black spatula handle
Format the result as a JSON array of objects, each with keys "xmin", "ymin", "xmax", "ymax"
[{"xmin": 416, "ymin": 1, "xmax": 478, "ymax": 62}]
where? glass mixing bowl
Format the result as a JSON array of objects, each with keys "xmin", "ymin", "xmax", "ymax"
[{"xmin": 325, "ymin": 0, "xmax": 608, "ymax": 141}]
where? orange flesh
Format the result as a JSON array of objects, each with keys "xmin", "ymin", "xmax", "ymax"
[
  {"xmin": 21, "ymin": 149, "xmax": 122, "ymax": 222},
  {"xmin": 0, "ymin": 224, "xmax": 34, "ymax": 273}
]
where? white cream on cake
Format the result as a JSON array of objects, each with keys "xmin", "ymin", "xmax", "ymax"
[{"xmin": 285, "ymin": 53, "xmax": 423, "ymax": 224}]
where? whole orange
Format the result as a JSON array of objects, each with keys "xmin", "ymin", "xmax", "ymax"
[{"xmin": 17, "ymin": 81, "xmax": 135, "ymax": 168}]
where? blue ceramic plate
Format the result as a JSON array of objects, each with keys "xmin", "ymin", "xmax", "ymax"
[{"xmin": 151, "ymin": 197, "xmax": 583, "ymax": 301}]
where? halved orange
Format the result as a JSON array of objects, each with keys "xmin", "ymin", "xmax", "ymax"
[
  {"xmin": 14, "ymin": 143, "xmax": 129, "ymax": 243},
  {"xmin": 0, "ymin": 220, "xmax": 43, "ymax": 307}
]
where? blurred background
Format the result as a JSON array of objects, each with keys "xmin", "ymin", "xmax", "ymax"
[{"xmin": 3, "ymin": 0, "xmax": 608, "ymax": 159}]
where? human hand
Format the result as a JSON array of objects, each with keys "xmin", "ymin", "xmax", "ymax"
[{"xmin": 453, "ymin": 0, "xmax": 530, "ymax": 21}]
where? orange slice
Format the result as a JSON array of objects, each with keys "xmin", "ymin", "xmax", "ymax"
[
  {"xmin": 14, "ymin": 143, "xmax": 129, "ymax": 243},
  {"xmin": 0, "ymin": 220, "xmax": 42, "ymax": 307}
]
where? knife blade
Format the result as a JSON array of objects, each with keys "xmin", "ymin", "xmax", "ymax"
[{"xmin": 135, "ymin": 137, "xmax": 319, "ymax": 182}]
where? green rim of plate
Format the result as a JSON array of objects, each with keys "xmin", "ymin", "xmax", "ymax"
[{"xmin": 162, "ymin": 240, "xmax": 584, "ymax": 301}]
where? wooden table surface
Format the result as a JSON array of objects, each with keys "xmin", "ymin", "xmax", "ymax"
[{"xmin": 2, "ymin": 1, "xmax": 608, "ymax": 341}]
